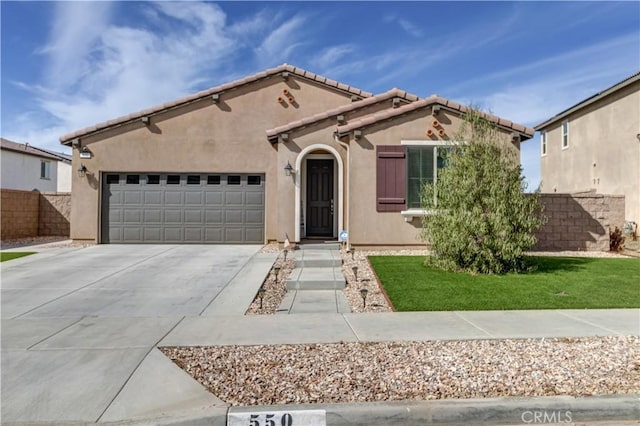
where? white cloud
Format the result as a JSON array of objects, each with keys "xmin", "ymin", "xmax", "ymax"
[
  {"xmin": 310, "ymin": 45, "xmax": 356, "ymax": 70},
  {"xmin": 255, "ymin": 15, "xmax": 308, "ymax": 66}
]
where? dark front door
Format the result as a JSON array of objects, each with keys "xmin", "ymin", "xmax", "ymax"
[{"xmin": 307, "ymin": 159, "xmax": 334, "ymax": 236}]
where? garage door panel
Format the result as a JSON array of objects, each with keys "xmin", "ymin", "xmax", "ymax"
[
  {"xmin": 102, "ymin": 173, "xmax": 264, "ymax": 243},
  {"xmin": 144, "ymin": 192, "xmax": 162, "ymax": 204},
  {"xmin": 164, "ymin": 210, "xmax": 182, "ymax": 223},
  {"xmin": 143, "ymin": 228, "xmax": 162, "ymax": 240},
  {"xmin": 245, "ymin": 210, "xmax": 264, "ymax": 224},
  {"xmin": 124, "ymin": 191, "xmax": 142, "ymax": 204},
  {"xmin": 205, "ymin": 228, "xmax": 223, "ymax": 242},
  {"xmin": 184, "ymin": 210, "xmax": 203, "ymax": 224},
  {"xmin": 144, "ymin": 210, "xmax": 162, "ymax": 223},
  {"xmin": 245, "ymin": 192, "xmax": 264, "ymax": 206},
  {"xmin": 205, "ymin": 192, "xmax": 223, "ymax": 206},
  {"xmin": 165, "ymin": 192, "xmax": 183, "ymax": 205}
]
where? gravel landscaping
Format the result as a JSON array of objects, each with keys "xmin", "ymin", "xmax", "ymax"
[{"xmin": 161, "ymin": 335, "xmax": 640, "ymax": 406}]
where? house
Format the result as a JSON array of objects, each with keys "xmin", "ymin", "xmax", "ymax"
[
  {"xmin": 535, "ymin": 72, "xmax": 640, "ymax": 227},
  {"xmin": 1, "ymin": 138, "xmax": 72, "ymax": 192},
  {"xmin": 59, "ymin": 64, "xmax": 533, "ymax": 245}
]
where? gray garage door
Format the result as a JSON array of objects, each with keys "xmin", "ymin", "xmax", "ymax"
[{"xmin": 101, "ymin": 173, "xmax": 265, "ymax": 243}]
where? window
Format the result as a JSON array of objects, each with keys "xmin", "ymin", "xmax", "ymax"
[
  {"xmin": 146, "ymin": 175, "xmax": 160, "ymax": 184},
  {"xmin": 377, "ymin": 143, "xmax": 455, "ymax": 213},
  {"xmin": 187, "ymin": 175, "xmax": 200, "ymax": 185},
  {"xmin": 227, "ymin": 175, "xmax": 241, "ymax": 185},
  {"xmin": 247, "ymin": 176, "xmax": 261, "ymax": 185},
  {"xmin": 562, "ymin": 121, "xmax": 569, "ymax": 148},
  {"xmin": 541, "ymin": 131, "xmax": 547, "ymax": 156},
  {"xmin": 207, "ymin": 175, "xmax": 221, "ymax": 185},
  {"xmin": 167, "ymin": 175, "xmax": 180, "ymax": 184},
  {"xmin": 40, "ymin": 161, "xmax": 51, "ymax": 179},
  {"xmin": 106, "ymin": 174, "xmax": 119, "ymax": 184},
  {"xmin": 407, "ymin": 146, "xmax": 449, "ymax": 208},
  {"xmin": 126, "ymin": 175, "xmax": 140, "ymax": 184}
]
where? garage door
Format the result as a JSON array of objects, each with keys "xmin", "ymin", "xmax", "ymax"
[{"xmin": 101, "ymin": 173, "xmax": 265, "ymax": 243}]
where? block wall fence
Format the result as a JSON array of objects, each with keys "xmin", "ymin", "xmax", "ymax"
[
  {"xmin": 1, "ymin": 189, "xmax": 71, "ymax": 240},
  {"xmin": 534, "ymin": 193, "xmax": 625, "ymax": 251}
]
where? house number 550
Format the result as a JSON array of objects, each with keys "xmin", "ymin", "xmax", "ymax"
[
  {"xmin": 249, "ymin": 413, "xmax": 292, "ymax": 426},
  {"xmin": 228, "ymin": 409, "xmax": 326, "ymax": 426}
]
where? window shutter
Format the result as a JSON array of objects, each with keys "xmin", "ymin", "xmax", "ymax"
[{"xmin": 376, "ymin": 145, "xmax": 406, "ymax": 212}]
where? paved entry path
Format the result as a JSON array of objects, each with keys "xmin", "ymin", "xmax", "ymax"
[{"xmin": 276, "ymin": 243, "xmax": 351, "ymax": 314}]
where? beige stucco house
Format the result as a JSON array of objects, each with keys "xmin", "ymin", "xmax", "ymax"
[
  {"xmin": 535, "ymin": 72, "xmax": 640, "ymax": 228},
  {"xmin": 60, "ymin": 64, "xmax": 533, "ymax": 246}
]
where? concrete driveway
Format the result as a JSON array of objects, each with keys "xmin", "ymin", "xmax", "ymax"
[{"xmin": 1, "ymin": 244, "xmax": 276, "ymax": 424}]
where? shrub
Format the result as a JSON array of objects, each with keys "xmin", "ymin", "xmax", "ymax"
[
  {"xmin": 420, "ymin": 108, "xmax": 546, "ymax": 274},
  {"xmin": 609, "ymin": 226, "xmax": 625, "ymax": 251}
]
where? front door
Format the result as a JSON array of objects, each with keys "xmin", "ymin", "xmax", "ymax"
[{"xmin": 306, "ymin": 159, "xmax": 334, "ymax": 237}]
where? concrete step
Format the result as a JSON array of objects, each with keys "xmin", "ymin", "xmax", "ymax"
[
  {"xmin": 293, "ymin": 249, "xmax": 342, "ymax": 268},
  {"xmin": 286, "ymin": 267, "xmax": 346, "ymax": 290},
  {"xmin": 297, "ymin": 242, "xmax": 341, "ymax": 250},
  {"xmin": 276, "ymin": 290, "xmax": 351, "ymax": 314}
]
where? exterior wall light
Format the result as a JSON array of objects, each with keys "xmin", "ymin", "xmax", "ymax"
[
  {"xmin": 77, "ymin": 164, "xmax": 87, "ymax": 178},
  {"xmin": 284, "ymin": 161, "xmax": 294, "ymax": 176},
  {"xmin": 353, "ymin": 130, "xmax": 362, "ymax": 140}
]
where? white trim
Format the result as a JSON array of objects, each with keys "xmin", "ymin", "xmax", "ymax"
[
  {"xmin": 294, "ymin": 144, "xmax": 344, "ymax": 242},
  {"xmin": 561, "ymin": 120, "xmax": 569, "ymax": 149},
  {"xmin": 540, "ymin": 131, "xmax": 547, "ymax": 156},
  {"xmin": 400, "ymin": 208, "xmax": 439, "ymax": 222}
]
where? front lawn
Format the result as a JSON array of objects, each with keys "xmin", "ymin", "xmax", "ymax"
[
  {"xmin": 369, "ymin": 256, "xmax": 640, "ymax": 311},
  {"xmin": 0, "ymin": 252, "xmax": 35, "ymax": 262}
]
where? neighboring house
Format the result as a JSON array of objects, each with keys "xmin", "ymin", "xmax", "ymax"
[
  {"xmin": 535, "ymin": 72, "xmax": 640, "ymax": 227},
  {"xmin": 1, "ymin": 138, "xmax": 72, "ymax": 192},
  {"xmin": 59, "ymin": 64, "xmax": 533, "ymax": 245}
]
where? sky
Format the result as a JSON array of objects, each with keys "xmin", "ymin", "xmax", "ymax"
[{"xmin": 1, "ymin": 1, "xmax": 639, "ymax": 190}]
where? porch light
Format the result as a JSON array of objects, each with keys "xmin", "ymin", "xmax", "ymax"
[
  {"xmin": 284, "ymin": 161, "xmax": 294, "ymax": 176},
  {"xmin": 359, "ymin": 288, "xmax": 368, "ymax": 308},
  {"xmin": 257, "ymin": 286, "xmax": 266, "ymax": 309},
  {"xmin": 77, "ymin": 164, "xmax": 87, "ymax": 178},
  {"xmin": 352, "ymin": 265, "xmax": 358, "ymax": 282}
]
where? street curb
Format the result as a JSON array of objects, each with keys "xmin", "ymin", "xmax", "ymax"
[{"xmin": 228, "ymin": 394, "xmax": 639, "ymax": 425}]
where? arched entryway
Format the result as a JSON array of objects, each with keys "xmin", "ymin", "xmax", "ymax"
[{"xmin": 294, "ymin": 144, "xmax": 344, "ymax": 241}]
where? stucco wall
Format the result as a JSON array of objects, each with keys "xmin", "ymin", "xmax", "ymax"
[
  {"xmin": 39, "ymin": 192, "xmax": 71, "ymax": 236},
  {"xmin": 1, "ymin": 189, "xmax": 40, "ymax": 239},
  {"xmin": 69, "ymin": 74, "xmax": 357, "ymax": 242},
  {"xmin": 534, "ymin": 193, "xmax": 625, "ymax": 251},
  {"xmin": 1, "ymin": 150, "xmax": 59, "ymax": 192},
  {"xmin": 540, "ymin": 81, "xmax": 639, "ymax": 226}
]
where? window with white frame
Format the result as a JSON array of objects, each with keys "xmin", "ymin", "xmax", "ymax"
[
  {"xmin": 406, "ymin": 145, "xmax": 450, "ymax": 208},
  {"xmin": 40, "ymin": 161, "xmax": 51, "ymax": 179},
  {"xmin": 541, "ymin": 131, "xmax": 547, "ymax": 155},
  {"xmin": 561, "ymin": 121, "xmax": 569, "ymax": 148}
]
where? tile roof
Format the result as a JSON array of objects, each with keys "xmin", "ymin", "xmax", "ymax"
[
  {"xmin": 336, "ymin": 95, "xmax": 535, "ymax": 139},
  {"xmin": 265, "ymin": 88, "xmax": 419, "ymax": 140},
  {"xmin": 60, "ymin": 64, "xmax": 373, "ymax": 144},
  {"xmin": 1, "ymin": 138, "xmax": 72, "ymax": 162},
  {"xmin": 534, "ymin": 71, "xmax": 640, "ymax": 130}
]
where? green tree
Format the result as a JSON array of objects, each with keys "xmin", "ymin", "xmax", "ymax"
[{"xmin": 421, "ymin": 108, "xmax": 546, "ymax": 274}]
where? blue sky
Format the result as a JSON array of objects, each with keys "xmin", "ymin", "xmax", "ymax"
[{"xmin": 2, "ymin": 1, "xmax": 639, "ymax": 189}]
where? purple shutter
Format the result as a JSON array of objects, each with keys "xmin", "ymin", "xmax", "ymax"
[{"xmin": 376, "ymin": 145, "xmax": 406, "ymax": 212}]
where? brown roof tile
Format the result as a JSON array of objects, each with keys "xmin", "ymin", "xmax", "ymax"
[
  {"xmin": 336, "ymin": 96, "xmax": 534, "ymax": 139},
  {"xmin": 60, "ymin": 64, "xmax": 374, "ymax": 144},
  {"xmin": 265, "ymin": 88, "xmax": 420, "ymax": 139},
  {"xmin": 1, "ymin": 138, "xmax": 71, "ymax": 162}
]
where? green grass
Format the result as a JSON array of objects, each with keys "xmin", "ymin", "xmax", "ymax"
[
  {"xmin": 369, "ymin": 256, "xmax": 640, "ymax": 311},
  {"xmin": 0, "ymin": 252, "xmax": 35, "ymax": 262}
]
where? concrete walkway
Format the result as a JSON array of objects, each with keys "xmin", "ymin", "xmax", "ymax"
[
  {"xmin": 2, "ymin": 242, "xmax": 639, "ymax": 425},
  {"xmin": 277, "ymin": 243, "xmax": 351, "ymax": 314}
]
